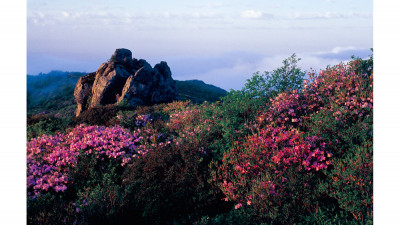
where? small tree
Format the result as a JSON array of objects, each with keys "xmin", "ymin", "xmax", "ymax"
[{"xmin": 243, "ymin": 53, "xmax": 305, "ymax": 99}]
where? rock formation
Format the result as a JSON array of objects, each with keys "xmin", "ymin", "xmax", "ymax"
[{"xmin": 74, "ymin": 48, "xmax": 177, "ymax": 117}]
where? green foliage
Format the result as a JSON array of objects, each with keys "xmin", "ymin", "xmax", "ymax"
[
  {"xmin": 122, "ymin": 130, "xmax": 229, "ymax": 224},
  {"xmin": 27, "ymin": 193, "xmax": 81, "ymax": 225},
  {"xmin": 297, "ymin": 204, "xmax": 371, "ymax": 225},
  {"xmin": 68, "ymin": 154, "xmax": 130, "ymax": 224},
  {"xmin": 321, "ymin": 142, "xmax": 373, "ymax": 222},
  {"xmin": 350, "ymin": 48, "xmax": 373, "ymax": 77},
  {"xmin": 116, "ymin": 98, "xmax": 131, "ymax": 108},
  {"xmin": 206, "ymin": 91, "xmax": 259, "ymax": 159},
  {"xmin": 243, "ymin": 53, "xmax": 305, "ymax": 98},
  {"xmin": 27, "ymin": 114, "xmax": 72, "ymax": 140},
  {"xmin": 195, "ymin": 208, "xmax": 257, "ymax": 225}
]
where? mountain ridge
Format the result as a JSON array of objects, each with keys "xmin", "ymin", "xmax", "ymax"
[{"xmin": 27, "ymin": 71, "xmax": 227, "ymax": 116}]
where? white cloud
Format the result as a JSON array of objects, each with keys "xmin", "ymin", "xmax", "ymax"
[
  {"xmin": 173, "ymin": 47, "xmax": 371, "ymax": 90},
  {"xmin": 205, "ymin": 3, "xmax": 223, "ymax": 8},
  {"xmin": 37, "ymin": 12, "xmax": 45, "ymax": 18},
  {"xmin": 28, "ymin": 10, "xmax": 226, "ymax": 28},
  {"xmin": 162, "ymin": 12, "xmax": 170, "ymax": 19},
  {"xmin": 288, "ymin": 11, "xmax": 372, "ymax": 20},
  {"xmin": 61, "ymin": 11, "xmax": 69, "ymax": 17},
  {"xmin": 174, "ymin": 53, "xmax": 340, "ymax": 90},
  {"xmin": 331, "ymin": 46, "xmax": 357, "ymax": 54},
  {"xmin": 241, "ymin": 10, "xmax": 263, "ymax": 19},
  {"xmin": 311, "ymin": 46, "xmax": 368, "ymax": 56}
]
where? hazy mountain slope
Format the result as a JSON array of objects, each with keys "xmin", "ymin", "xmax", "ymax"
[
  {"xmin": 175, "ymin": 80, "xmax": 227, "ymax": 103},
  {"xmin": 27, "ymin": 71, "xmax": 86, "ymax": 116},
  {"xmin": 27, "ymin": 72, "xmax": 227, "ymax": 115}
]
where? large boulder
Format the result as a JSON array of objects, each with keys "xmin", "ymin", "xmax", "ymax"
[
  {"xmin": 74, "ymin": 72, "xmax": 96, "ymax": 116},
  {"xmin": 74, "ymin": 48, "xmax": 177, "ymax": 117}
]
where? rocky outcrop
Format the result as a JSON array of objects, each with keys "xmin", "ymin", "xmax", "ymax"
[{"xmin": 74, "ymin": 48, "xmax": 177, "ymax": 117}]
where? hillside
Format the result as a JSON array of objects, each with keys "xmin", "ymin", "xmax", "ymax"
[
  {"xmin": 26, "ymin": 55, "xmax": 373, "ymax": 224},
  {"xmin": 176, "ymin": 79, "xmax": 227, "ymax": 103},
  {"xmin": 27, "ymin": 71, "xmax": 227, "ymax": 116},
  {"xmin": 27, "ymin": 71, "xmax": 85, "ymax": 116}
]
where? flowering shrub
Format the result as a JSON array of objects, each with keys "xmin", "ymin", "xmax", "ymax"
[
  {"xmin": 27, "ymin": 124, "xmax": 142, "ymax": 197},
  {"xmin": 162, "ymin": 100, "xmax": 193, "ymax": 114},
  {"xmin": 214, "ymin": 56, "xmax": 373, "ymax": 223},
  {"xmin": 167, "ymin": 106, "xmax": 201, "ymax": 132},
  {"xmin": 256, "ymin": 90, "xmax": 309, "ymax": 129},
  {"xmin": 303, "ymin": 62, "xmax": 373, "ymax": 126},
  {"xmin": 302, "ymin": 58, "xmax": 373, "ymax": 222},
  {"xmin": 322, "ymin": 141, "xmax": 373, "ymax": 221},
  {"xmin": 215, "ymin": 124, "xmax": 331, "ymax": 223},
  {"xmin": 27, "ymin": 134, "xmax": 74, "ymax": 196},
  {"xmin": 135, "ymin": 114, "xmax": 152, "ymax": 127}
]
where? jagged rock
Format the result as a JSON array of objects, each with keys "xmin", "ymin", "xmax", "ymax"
[
  {"xmin": 116, "ymin": 61, "xmax": 177, "ymax": 105},
  {"xmin": 74, "ymin": 48, "xmax": 178, "ymax": 117},
  {"xmin": 74, "ymin": 72, "xmax": 96, "ymax": 117},
  {"xmin": 109, "ymin": 48, "xmax": 134, "ymax": 68}
]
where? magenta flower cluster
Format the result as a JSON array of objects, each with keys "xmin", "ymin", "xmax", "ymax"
[
  {"xmin": 218, "ymin": 124, "xmax": 332, "ymax": 205},
  {"xmin": 27, "ymin": 124, "xmax": 142, "ymax": 197}
]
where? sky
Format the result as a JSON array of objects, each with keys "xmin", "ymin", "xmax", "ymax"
[{"xmin": 27, "ymin": 0, "xmax": 373, "ymax": 90}]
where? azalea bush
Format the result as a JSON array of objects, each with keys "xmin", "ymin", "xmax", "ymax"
[
  {"xmin": 213, "ymin": 54, "xmax": 373, "ymax": 224},
  {"xmin": 302, "ymin": 58, "xmax": 373, "ymax": 223},
  {"xmin": 27, "ymin": 124, "xmax": 146, "ymax": 224},
  {"xmin": 213, "ymin": 124, "xmax": 331, "ymax": 224}
]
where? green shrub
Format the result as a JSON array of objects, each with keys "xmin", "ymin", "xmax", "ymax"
[
  {"xmin": 297, "ymin": 203, "xmax": 371, "ymax": 225},
  {"xmin": 70, "ymin": 155, "xmax": 130, "ymax": 224},
  {"xmin": 195, "ymin": 208, "xmax": 257, "ymax": 225},
  {"xmin": 27, "ymin": 114, "xmax": 72, "ymax": 140},
  {"xmin": 27, "ymin": 193, "xmax": 80, "ymax": 225},
  {"xmin": 122, "ymin": 131, "xmax": 230, "ymax": 224}
]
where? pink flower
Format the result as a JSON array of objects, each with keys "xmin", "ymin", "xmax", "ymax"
[{"xmin": 235, "ymin": 203, "xmax": 243, "ymax": 209}]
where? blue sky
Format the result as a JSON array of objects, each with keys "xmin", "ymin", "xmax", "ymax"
[{"xmin": 27, "ymin": 0, "xmax": 373, "ymax": 90}]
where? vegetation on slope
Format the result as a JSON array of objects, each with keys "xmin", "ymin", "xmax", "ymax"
[
  {"xmin": 175, "ymin": 80, "xmax": 227, "ymax": 103},
  {"xmin": 26, "ymin": 52, "xmax": 373, "ymax": 224}
]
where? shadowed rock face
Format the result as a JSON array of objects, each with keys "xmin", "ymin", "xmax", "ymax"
[{"xmin": 74, "ymin": 48, "xmax": 177, "ymax": 117}]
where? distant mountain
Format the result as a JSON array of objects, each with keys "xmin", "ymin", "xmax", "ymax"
[
  {"xmin": 27, "ymin": 71, "xmax": 227, "ymax": 115},
  {"xmin": 27, "ymin": 71, "xmax": 86, "ymax": 116},
  {"xmin": 176, "ymin": 80, "xmax": 227, "ymax": 104}
]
